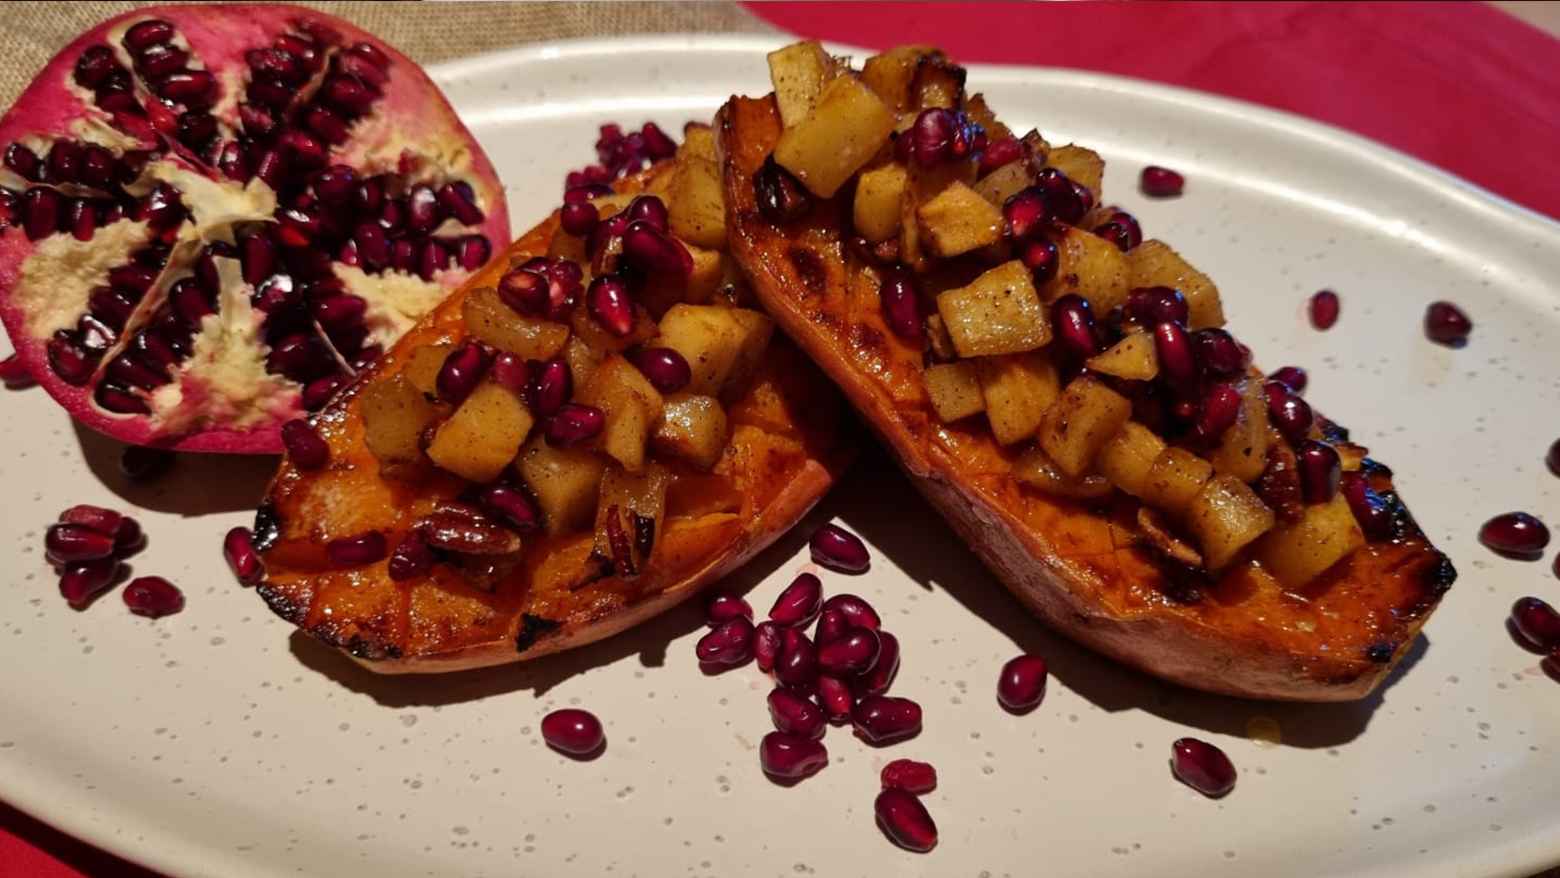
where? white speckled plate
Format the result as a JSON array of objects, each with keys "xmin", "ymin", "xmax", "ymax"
[{"xmin": 3, "ymin": 34, "xmax": 1560, "ymax": 878}]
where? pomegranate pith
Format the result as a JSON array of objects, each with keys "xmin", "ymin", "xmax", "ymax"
[{"xmin": 0, "ymin": 5, "xmax": 509, "ymax": 453}]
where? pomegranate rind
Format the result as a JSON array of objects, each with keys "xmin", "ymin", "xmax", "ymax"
[{"xmin": 0, "ymin": 4, "xmax": 508, "ymax": 453}]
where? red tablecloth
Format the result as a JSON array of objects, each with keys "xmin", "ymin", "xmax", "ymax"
[{"xmin": 4, "ymin": 2, "xmax": 1557, "ymax": 876}]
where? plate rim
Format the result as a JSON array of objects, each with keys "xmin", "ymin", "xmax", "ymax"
[{"xmin": 4, "ymin": 31, "xmax": 1558, "ymax": 878}]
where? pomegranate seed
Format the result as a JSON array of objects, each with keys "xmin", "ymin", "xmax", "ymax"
[
  {"xmin": 814, "ymin": 608, "xmax": 848, "ymax": 647},
  {"xmin": 1170, "ymin": 737, "xmax": 1236, "ymax": 798},
  {"xmin": 57, "ymin": 504, "xmax": 123, "ymax": 538},
  {"xmin": 1094, "ymin": 222, "xmax": 1132, "ymax": 252},
  {"xmin": 821, "ymin": 593, "xmax": 880, "ymax": 631},
  {"xmin": 753, "ymin": 158, "xmax": 812, "ymax": 225},
  {"xmin": 301, "ymin": 374, "xmax": 347, "ymax": 411},
  {"xmin": 1424, "ymin": 301, "xmax": 1471, "ymax": 347},
  {"xmin": 621, "ymin": 220, "xmax": 693, "ymax": 276},
  {"xmin": 1196, "ymin": 384, "xmax": 1241, "ymax": 438},
  {"xmin": 1020, "ymin": 237, "xmax": 1060, "ymax": 286},
  {"xmin": 388, "ymin": 532, "xmax": 435, "ymax": 581},
  {"xmin": 1140, "ymin": 165, "xmax": 1186, "ymax": 198},
  {"xmin": 816, "ymin": 676, "xmax": 854, "ymax": 722},
  {"xmin": 875, "ymin": 788, "xmax": 938, "ymax": 852},
  {"xmin": 481, "ymin": 484, "xmax": 540, "ymax": 531},
  {"xmin": 123, "ymin": 576, "xmax": 184, "ymax": 618},
  {"xmin": 497, "ymin": 268, "xmax": 548, "ymax": 316},
  {"xmin": 546, "ymin": 404, "xmax": 605, "ymax": 447},
  {"xmin": 1002, "ymin": 189, "xmax": 1049, "ymax": 242},
  {"xmin": 105, "ymin": 348, "xmax": 168, "ymax": 392},
  {"xmin": 124, "ymin": 19, "xmax": 175, "ymax": 53},
  {"xmin": 626, "ymin": 195, "xmax": 669, "ymax": 231},
  {"xmin": 119, "ymin": 446, "xmax": 175, "ymax": 480},
  {"xmin": 559, "ymin": 201, "xmax": 598, "ymax": 237},
  {"xmin": 881, "ymin": 759, "xmax": 937, "ymax": 794},
  {"xmin": 157, "ymin": 70, "xmax": 217, "ymax": 109},
  {"xmin": 632, "ymin": 347, "xmax": 690, "ymax": 394},
  {"xmin": 564, "ymin": 183, "xmax": 613, "ymax": 203},
  {"xmin": 753, "ymin": 620, "xmax": 782, "ymax": 673},
  {"xmin": 325, "ymin": 531, "xmax": 388, "ymax": 567},
  {"xmin": 1511, "ymin": 597, "xmax": 1560, "ymax": 649},
  {"xmin": 438, "ymin": 181, "xmax": 484, "ymax": 225},
  {"xmin": 703, "ymin": 589, "xmax": 752, "ymax": 626},
  {"xmin": 1338, "ymin": 472, "xmax": 1396, "ymax": 541},
  {"xmin": 1309, "ymin": 290, "xmax": 1340, "ymax": 330},
  {"xmin": 223, "ymin": 527, "xmax": 264, "ymax": 586},
  {"xmin": 280, "ymin": 419, "xmax": 329, "ymax": 470},
  {"xmin": 878, "ymin": 270, "xmax": 923, "ymax": 342},
  {"xmin": 907, "ymin": 108, "xmax": 971, "ymax": 167},
  {"xmin": 1192, "ymin": 328, "xmax": 1245, "ymax": 378},
  {"xmin": 540, "ymin": 708, "xmax": 605, "ymax": 756},
  {"xmin": 854, "ymin": 630, "xmax": 900, "ymax": 696},
  {"xmin": 22, "ymin": 187, "xmax": 60, "ymax": 240},
  {"xmin": 1547, "ymin": 438, "xmax": 1560, "ymax": 477},
  {"xmin": 1479, "ymin": 512, "xmax": 1549, "ymax": 559},
  {"xmin": 587, "ymin": 275, "xmax": 637, "ymax": 337},
  {"xmin": 979, "ymin": 135, "xmax": 1027, "ymax": 175},
  {"xmin": 1034, "ymin": 167, "xmax": 1085, "ymax": 225},
  {"xmin": 774, "ymin": 627, "xmax": 818, "ymax": 688},
  {"xmin": 74, "ymin": 47, "xmax": 122, "ymax": 90},
  {"xmin": 323, "ymin": 75, "xmax": 380, "ymax": 115},
  {"xmin": 695, "ymin": 616, "xmax": 755, "ymax": 666},
  {"xmin": 997, "ymin": 654, "xmax": 1049, "ymax": 712},
  {"xmin": 853, "ymin": 695, "xmax": 922, "ymax": 744},
  {"xmin": 525, "ymin": 357, "xmax": 572, "ymax": 416},
  {"xmin": 1264, "ymin": 382, "xmax": 1314, "ymax": 444},
  {"xmin": 809, "ymin": 524, "xmax": 870, "ymax": 574},
  {"xmin": 639, "ymin": 122, "xmax": 676, "ymax": 160},
  {"xmin": 767, "ymin": 688, "xmax": 826, "ymax": 740},
  {"xmin": 1125, "ymin": 286, "xmax": 1188, "ymax": 327},
  {"xmin": 1295, "ymin": 441, "xmax": 1342, "ymax": 504},
  {"xmin": 770, "ymin": 572, "xmax": 824, "ymax": 627},
  {"xmin": 817, "ymin": 626, "xmax": 882, "ymax": 676},
  {"xmin": 759, "ymin": 732, "xmax": 827, "ymax": 780},
  {"xmin": 1268, "ymin": 365, "xmax": 1308, "ymax": 394},
  {"xmin": 0, "ymin": 355, "xmax": 35, "ymax": 389},
  {"xmin": 457, "ymin": 236, "xmax": 492, "ymax": 271},
  {"xmin": 435, "ymin": 341, "xmax": 488, "ymax": 404},
  {"xmin": 59, "ymin": 557, "xmax": 121, "ymax": 609},
  {"xmin": 45, "ymin": 523, "xmax": 115, "ymax": 564},
  {"xmin": 1049, "ymin": 295, "xmax": 1098, "ymax": 362}
]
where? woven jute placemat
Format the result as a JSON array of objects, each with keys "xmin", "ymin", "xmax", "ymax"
[{"xmin": 0, "ymin": 1, "xmax": 772, "ymax": 106}]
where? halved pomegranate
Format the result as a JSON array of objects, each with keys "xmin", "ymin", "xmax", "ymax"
[{"xmin": 0, "ymin": 5, "xmax": 508, "ymax": 452}]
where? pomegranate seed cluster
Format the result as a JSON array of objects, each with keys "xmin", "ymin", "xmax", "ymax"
[
  {"xmin": 44, "ymin": 503, "xmax": 182, "ymax": 616},
  {"xmin": 694, "ymin": 524, "xmax": 942, "ymax": 851}
]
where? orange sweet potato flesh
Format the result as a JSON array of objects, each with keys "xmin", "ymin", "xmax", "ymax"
[
  {"xmin": 254, "ymin": 166, "xmax": 852, "ymax": 673},
  {"xmin": 718, "ymin": 95, "xmax": 1453, "ymax": 701}
]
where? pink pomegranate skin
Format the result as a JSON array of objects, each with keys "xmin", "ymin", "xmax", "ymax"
[{"xmin": 0, "ymin": 5, "xmax": 509, "ymax": 453}]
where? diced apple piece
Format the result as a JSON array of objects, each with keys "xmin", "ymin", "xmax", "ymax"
[
  {"xmin": 360, "ymin": 373, "xmax": 438, "ymax": 481},
  {"xmin": 924, "ymin": 313, "xmax": 958, "ymax": 361},
  {"xmin": 964, "ymin": 93, "xmax": 1011, "ymax": 141},
  {"xmin": 667, "ymin": 155, "xmax": 727, "ymax": 250},
  {"xmin": 577, "ymin": 354, "xmax": 664, "ymax": 473},
  {"xmin": 1037, "ymin": 375, "xmax": 1132, "ymax": 476},
  {"xmin": 1086, "ymin": 331, "xmax": 1158, "ymax": 381},
  {"xmin": 976, "ymin": 351, "xmax": 1059, "ymax": 445},
  {"xmin": 724, "ymin": 308, "xmax": 776, "ymax": 398},
  {"xmin": 936, "ymin": 260, "xmax": 1051, "ymax": 357},
  {"xmin": 462, "ymin": 285, "xmax": 570, "ymax": 360},
  {"xmin": 768, "ymin": 41, "xmax": 836, "ymax": 127},
  {"xmin": 923, "ymin": 361, "xmax": 985, "ymax": 423},
  {"xmin": 1251, "ymin": 493, "xmax": 1365, "ymax": 588},
  {"xmin": 1209, "ymin": 379, "xmax": 1269, "ymax": 483},
  {"xmin": 426, "ymin": 382, "xmax": 535, "ymax": 483},
  {"xmin": 774, "ymin": 76, "xmax": 897, "ymax": 199},
  {"xmin": 1045, "ymin": 145, "xmax": 1104, "ymax": 197},
  {"xmin": 911, "ymin": 53, "xmax": 965, "ymax": 111},
  {"xmin": 1012, "ymin": 444, "xmax": 1113, "ymax": 502},
  {"xmin": 1140, "ymin": 447, "xmax": 1215, "ymax": 515},
  {"xmin": 652, "ymin": 393, "xmax": 730, "ymax": 468},
  {"xmin": 974, "ymin": 161, "xmax": 1032, "ymax": 207},
  {"xmin": 516, "ymin": 437, "xmax": 609, "ymax": 535},
  {"xmin": 860, "ymin": 44, "xmax": 939, "ymax": 112},
  {"xmin": 917, "ymin": 181, "xmax": 1003, "ymax": 258},
  {"xmin": 642, "ymin": 244, "xmax": 723, "ymax": 315},
  {"xmin": 1095, "ymin": 420, "xmax": 1168, "ymax": 498},
  {"xmin": 1127, "ymin": 239, "xmax": 1225, "ymax": 329},
  {"xmin": 548, "ymin": 224, "xmax": 589, "ymax": 261},
  {"xmin": 563, "ymin": 335, "xmax": 597, "ymax": 388},
  {"xmin": 1184, "ymin": 474, "xmax": 1276, "ymax": 571},
  {"xmin": 594, "ymin": 462, "xmax": 670, "ymax": 574},
  {"xmin": 1041, "ymin": 224, "xmax": 1131, "ymax": 314},
  {"xmin": 654, "ymin": 304, "xmax": 772, "ymax": 398},
  {"xmin": 404, "ymin": 343, "xmax": 453, "ymax": 397},
  {"xmin": 680, "ymin": 126, "xmax": 716, "ymax": 162},
  {"xmin": 854, "ymin": 163, "xmax": 908, "ymax": 244}
]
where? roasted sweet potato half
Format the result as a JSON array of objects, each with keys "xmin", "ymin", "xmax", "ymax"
[
  {"xmin": 718, "ymin": 44, "xmax": 1454, "ymax": 701},
  {"xmin": 252, "ymin": 158, "xmax": 851, "ymax": 672}
]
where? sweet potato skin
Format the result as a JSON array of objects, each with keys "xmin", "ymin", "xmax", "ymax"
[
  {"xmin": 254, "ymin": 165, "xmax": 853, "ymax": 673},
  {"xmin": 718, "ymin": 95, "xmax": 1452, "ymax": 701}
]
